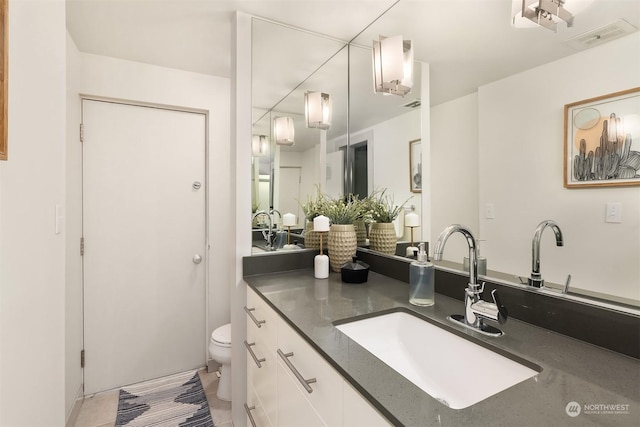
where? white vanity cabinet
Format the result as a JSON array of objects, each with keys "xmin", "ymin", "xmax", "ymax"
[{"xmin": 245, "ymin": 286, "xmax": 392, "ymax": 427}]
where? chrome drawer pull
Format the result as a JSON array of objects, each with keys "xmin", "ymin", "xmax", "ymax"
[
  {"xmin": 244, "ymin": 340, "xmax": 266, "ymax": 368},
  {"xmin": 244, "ymin": 403, "xmax": 257, "ymax": 427},
  {"xmin": 244, "ymin": 306, "xmax": 266, "ymax": 328},
  {"xmin": 277, "ymin": 348, "xmax": 316, "ymax": 393}
]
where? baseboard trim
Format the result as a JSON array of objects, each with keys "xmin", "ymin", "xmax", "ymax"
[{"xmin": 65, "ymin": 386, "xmax": 84, "ymax": 427}]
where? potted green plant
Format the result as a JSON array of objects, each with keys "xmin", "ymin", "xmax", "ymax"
[{"xmin": 367, "ymin": 190, "xmax": 410, "ymax": 255}]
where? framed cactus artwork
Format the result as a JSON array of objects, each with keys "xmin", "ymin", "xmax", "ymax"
[{"xmin": 564, "ymin": 87, "xmax": 640, "ymax": 188}]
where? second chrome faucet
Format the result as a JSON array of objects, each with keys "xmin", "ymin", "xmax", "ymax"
[{"xmin": 528, "ymin": 220, "xmax": 564, "ymax": 288}]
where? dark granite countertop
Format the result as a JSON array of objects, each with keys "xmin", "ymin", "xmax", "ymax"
[{"xmin": 244, "ymin": 269, "xmax": 639, "ymax": 427}]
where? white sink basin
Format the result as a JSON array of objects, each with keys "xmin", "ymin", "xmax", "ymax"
[{"xmin": 335, "ymin": 311, "xmax": 540, "ymax": 409}]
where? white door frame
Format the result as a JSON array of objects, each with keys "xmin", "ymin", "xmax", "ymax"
[{"xmin": 80, "ymin": 95, "xmax": 210, "ymax": 392}]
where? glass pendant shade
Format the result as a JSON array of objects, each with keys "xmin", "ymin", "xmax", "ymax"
[
  {"xmin": 251, "ymin": 134, "xmax": 268, "ymax": 157},
  {"xmin": 305, "ymin": 91, "xmax": 332, "ymax": 129},
  {"xmin": 372, "ymin": 35, "xmax": 413, "ymax": 96},
  {"xmin": 274, "ymin": 116, "xmax": 295, "ymax": 146}
]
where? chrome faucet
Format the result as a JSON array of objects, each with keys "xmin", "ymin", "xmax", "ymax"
[
  {"xmin": 528, "ymin": 220, "xmax": 564, "ymax": 288},
  {"xmin": 252, "ymin": 210, "xmax": 275, "ymax": 250},
  {"xmin": 269, "ymin": 209, "xmax": 282, "ymax": 225},
  {"xmin": 434, "ymin": 224, "xmax": 508, "ymax": 337}
]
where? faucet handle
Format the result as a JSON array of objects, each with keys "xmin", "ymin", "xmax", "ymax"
[{"xmin": 490, "ymin": 289, "xmax": 508, "ymax": 324}]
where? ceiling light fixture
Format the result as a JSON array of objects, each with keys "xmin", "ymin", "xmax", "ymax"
[
  {"xmin": 273, "ymin": 116, "xmax": 295, "ymax": 146},
  {"xmin": 512, "ymin": 0, "xmax": 592, "ymax": 32},
  {"xmin": 372, "ymin": 35, "xmax": 413, "ymax": 96},
  {"xmin": 305, "ymin": 91, "xmax": 332, "ymax": 130},
  {"xmin": 251, "ymin": 135, "xmax": 269, "ymax": 157}
]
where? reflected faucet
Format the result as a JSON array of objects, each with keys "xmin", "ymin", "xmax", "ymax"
[
  {"xmin": 434, "ymin": 224, "xmax": 508, "ymax": 337},
  {"xmin": 270, "ymin": 209, "xmax": 282, "ymax": 226},
  {"xmin": 252, "ymin": 210, "xmax": 275, "ymax": 250},
  {"xmin": 528, "ymin": 220, "xmax": 564, "ymax": 288}
]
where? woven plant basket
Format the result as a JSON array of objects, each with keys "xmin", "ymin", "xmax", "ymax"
[
  {"xmin": 304, "ymin": 221, "xmax": 321, "ymax": 249},
  {"xmin": 369, "ymin": 222, "xmax": 397, "ymax": 255},
  {"xmin": 328, "ymin": 224, "xmax": 357, "ymax": 273},
  {"xmin": 354, "ymin": 220, "xmax": 367, "ymax": 246}
]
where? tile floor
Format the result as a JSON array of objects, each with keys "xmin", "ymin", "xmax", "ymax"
[{"xmin": 73, "ymin": 369, "xmax": 233, "ymax": 427}]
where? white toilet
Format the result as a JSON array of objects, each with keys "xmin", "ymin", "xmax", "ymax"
[{"xmin": 209, "ymin": 323, "xmax": 232, "ymax": 401}]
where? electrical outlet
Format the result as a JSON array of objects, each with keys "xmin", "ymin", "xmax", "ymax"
[
  {"xmin": 485, "ymin": 203, "xmax": 495, "ymax": 219},
  {"xmin": 605, "ymin": 202, "xmax": 622, "ymax": 223}
]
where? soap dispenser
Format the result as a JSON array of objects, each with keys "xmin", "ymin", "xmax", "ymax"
[{"xmin": 409, "ymin": 242, "xmax": 435, "ymax": 306}]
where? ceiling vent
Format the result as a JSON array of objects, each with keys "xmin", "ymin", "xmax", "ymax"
[
  {"xmin": 565, "ymin": 19, "xmax": 637, "ymax": 50},
  {"xmin": 402, "ymin": 99, "xmax": 421, "ymax": 109}
]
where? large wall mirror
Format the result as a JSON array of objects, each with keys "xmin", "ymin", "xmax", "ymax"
[{"xmin": 250, "ymin": 5, "xmax": 640, "ymax": 312}]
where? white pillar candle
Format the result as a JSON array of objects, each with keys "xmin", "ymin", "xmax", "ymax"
[
  {"xmin": 314, "ymin": 254, "xmax": 329, "ymax": 279},
  {"xmin": 405, "ymin": 212, "xmax": 420, "ymax": 227},
  {"xmin": 283, "ymin": 213, "xmax": 296, "ymax": 227},
  {"xmin": 313, "ymin": 215, "xmax": 330, "ymax": 232}
]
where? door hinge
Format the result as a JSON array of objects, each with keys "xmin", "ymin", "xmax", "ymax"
[
  {"xmin": 81, "ymin": 349, "xmax": 85, "ymax": 368},
  {"xmin": 80, "ymin": 237, "xmax": 85, "ymax": 256},
  {"xmin": 80, "ymin": 124, "xmax": 84, "ymax": 143}
]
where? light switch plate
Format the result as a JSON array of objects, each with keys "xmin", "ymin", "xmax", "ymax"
[
  {"xmin": 485, "ymin": 203, "xmax": 495, "ymax": 219},
  {"xmin": 605, "ymin": 202, "xmax": 622, "ymax": 223}
]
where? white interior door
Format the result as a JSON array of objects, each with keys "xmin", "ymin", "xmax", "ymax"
[
  {"xmin": 278, "ymin": 167, "xmax": 302, "ymax": 224},
  {"xmin": 82, "ymin": 99, "xmax": 206, "ymax": 394}
]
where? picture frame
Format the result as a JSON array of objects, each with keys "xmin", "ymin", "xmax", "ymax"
[
  {"xmin": 0, "ymin": 0, "xmax": 6, "ymax": 161},
  {"xmin": 409, "ymin": 138, "xmax": 421, "ymax": 193},
  {"xmin": 564, "ymin": 87, "xmax": 640, "ymax": 188}
]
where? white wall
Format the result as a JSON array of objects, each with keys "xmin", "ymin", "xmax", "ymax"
[
  {"xmin": 65, "ymin": 31, "xmax": 83, "ymax": 421},
  {"xmin": 232, "ymin": 11, "xmax": 252, "ymax": 427},
  {"xmin": 430, "ymin": 93, "xmax": 479, "ymax": 261},
  {"xmin": 478, "ymin": 33, "xmax": 640, "ymax": 302},
  {"xmin": 74, "ymin": 52, "xmax": 232, "ymax": 345},
  {"xmin": 0, "ymin": 1, "xmax": 67, "ymax": 425}
]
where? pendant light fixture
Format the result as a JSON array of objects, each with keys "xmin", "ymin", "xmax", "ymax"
[
  {"xmin": 372, "ymin": 35, "xmax": 413, "ymax": 96},
  {"xmin": 251, "ymin": 135, "xmax": 268, "ymax": 157},
  {"xmin": 305, "ymin": 91, "xmax": 332, "ymax": 130},
  {"xmin": 273, "ymin": 116, "xmax": 295, "ymax": 146},
  {"xmin": 511, "ymin": 0, "xmax": 593, "ymax": 31}
]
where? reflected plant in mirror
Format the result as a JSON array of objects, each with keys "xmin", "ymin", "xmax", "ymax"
[
  {"xmin": 300, "ymin": 186, "xmax": 329, "ymax": 249},
  {"xmin": 366, "ymin": 189, "xmax": 411, "ymax": 255}
]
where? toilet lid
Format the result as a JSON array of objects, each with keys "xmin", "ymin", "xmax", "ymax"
[{"xmin": 212, "ymin": 323, "xmax": 231, "ymax": 345}]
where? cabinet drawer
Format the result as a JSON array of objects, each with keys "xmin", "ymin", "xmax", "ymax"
[
  {"xmin": 246, "ymin": 383, "xmax": 273, "ymax": 427},
  {"xmin": 277, "ymin": 318, "xmax": 343, "ymax": 427},
  {"xmin": 277, "ymin": 359, "xmax": 326, "ymax": 427},
  {"xmin": 246, "ymin": 341, "xmax": 277, "ymax": 426},
  {"xmin": 246, "ymin": 287, "xmax": 278, "ymax": 353}
]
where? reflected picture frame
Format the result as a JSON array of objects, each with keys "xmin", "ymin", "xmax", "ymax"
[
  {"xmin": 409, "ymin": 138, "xmax": 421, "ymax": 193},
  {"xmin": 0, "ymin": 0, "xmax": 6, "ymax": 161},
  {"xmin": 564, "ymin": 87, "xmax": 640, "ymax": 188}
]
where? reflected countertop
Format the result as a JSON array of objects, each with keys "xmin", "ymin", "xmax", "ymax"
[{"xmin": 244, "ymin": 269, "xmax": 639, "ymax": 426}]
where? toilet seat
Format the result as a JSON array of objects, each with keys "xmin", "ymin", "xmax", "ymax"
[{"xmin": 211, "ymin": 323, "xmax": 231, "ymax": 347}]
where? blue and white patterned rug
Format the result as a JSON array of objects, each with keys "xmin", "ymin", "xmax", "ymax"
[{"xmin": 115, "ymin": 370, "xmax": 214, "ymax": 427}]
